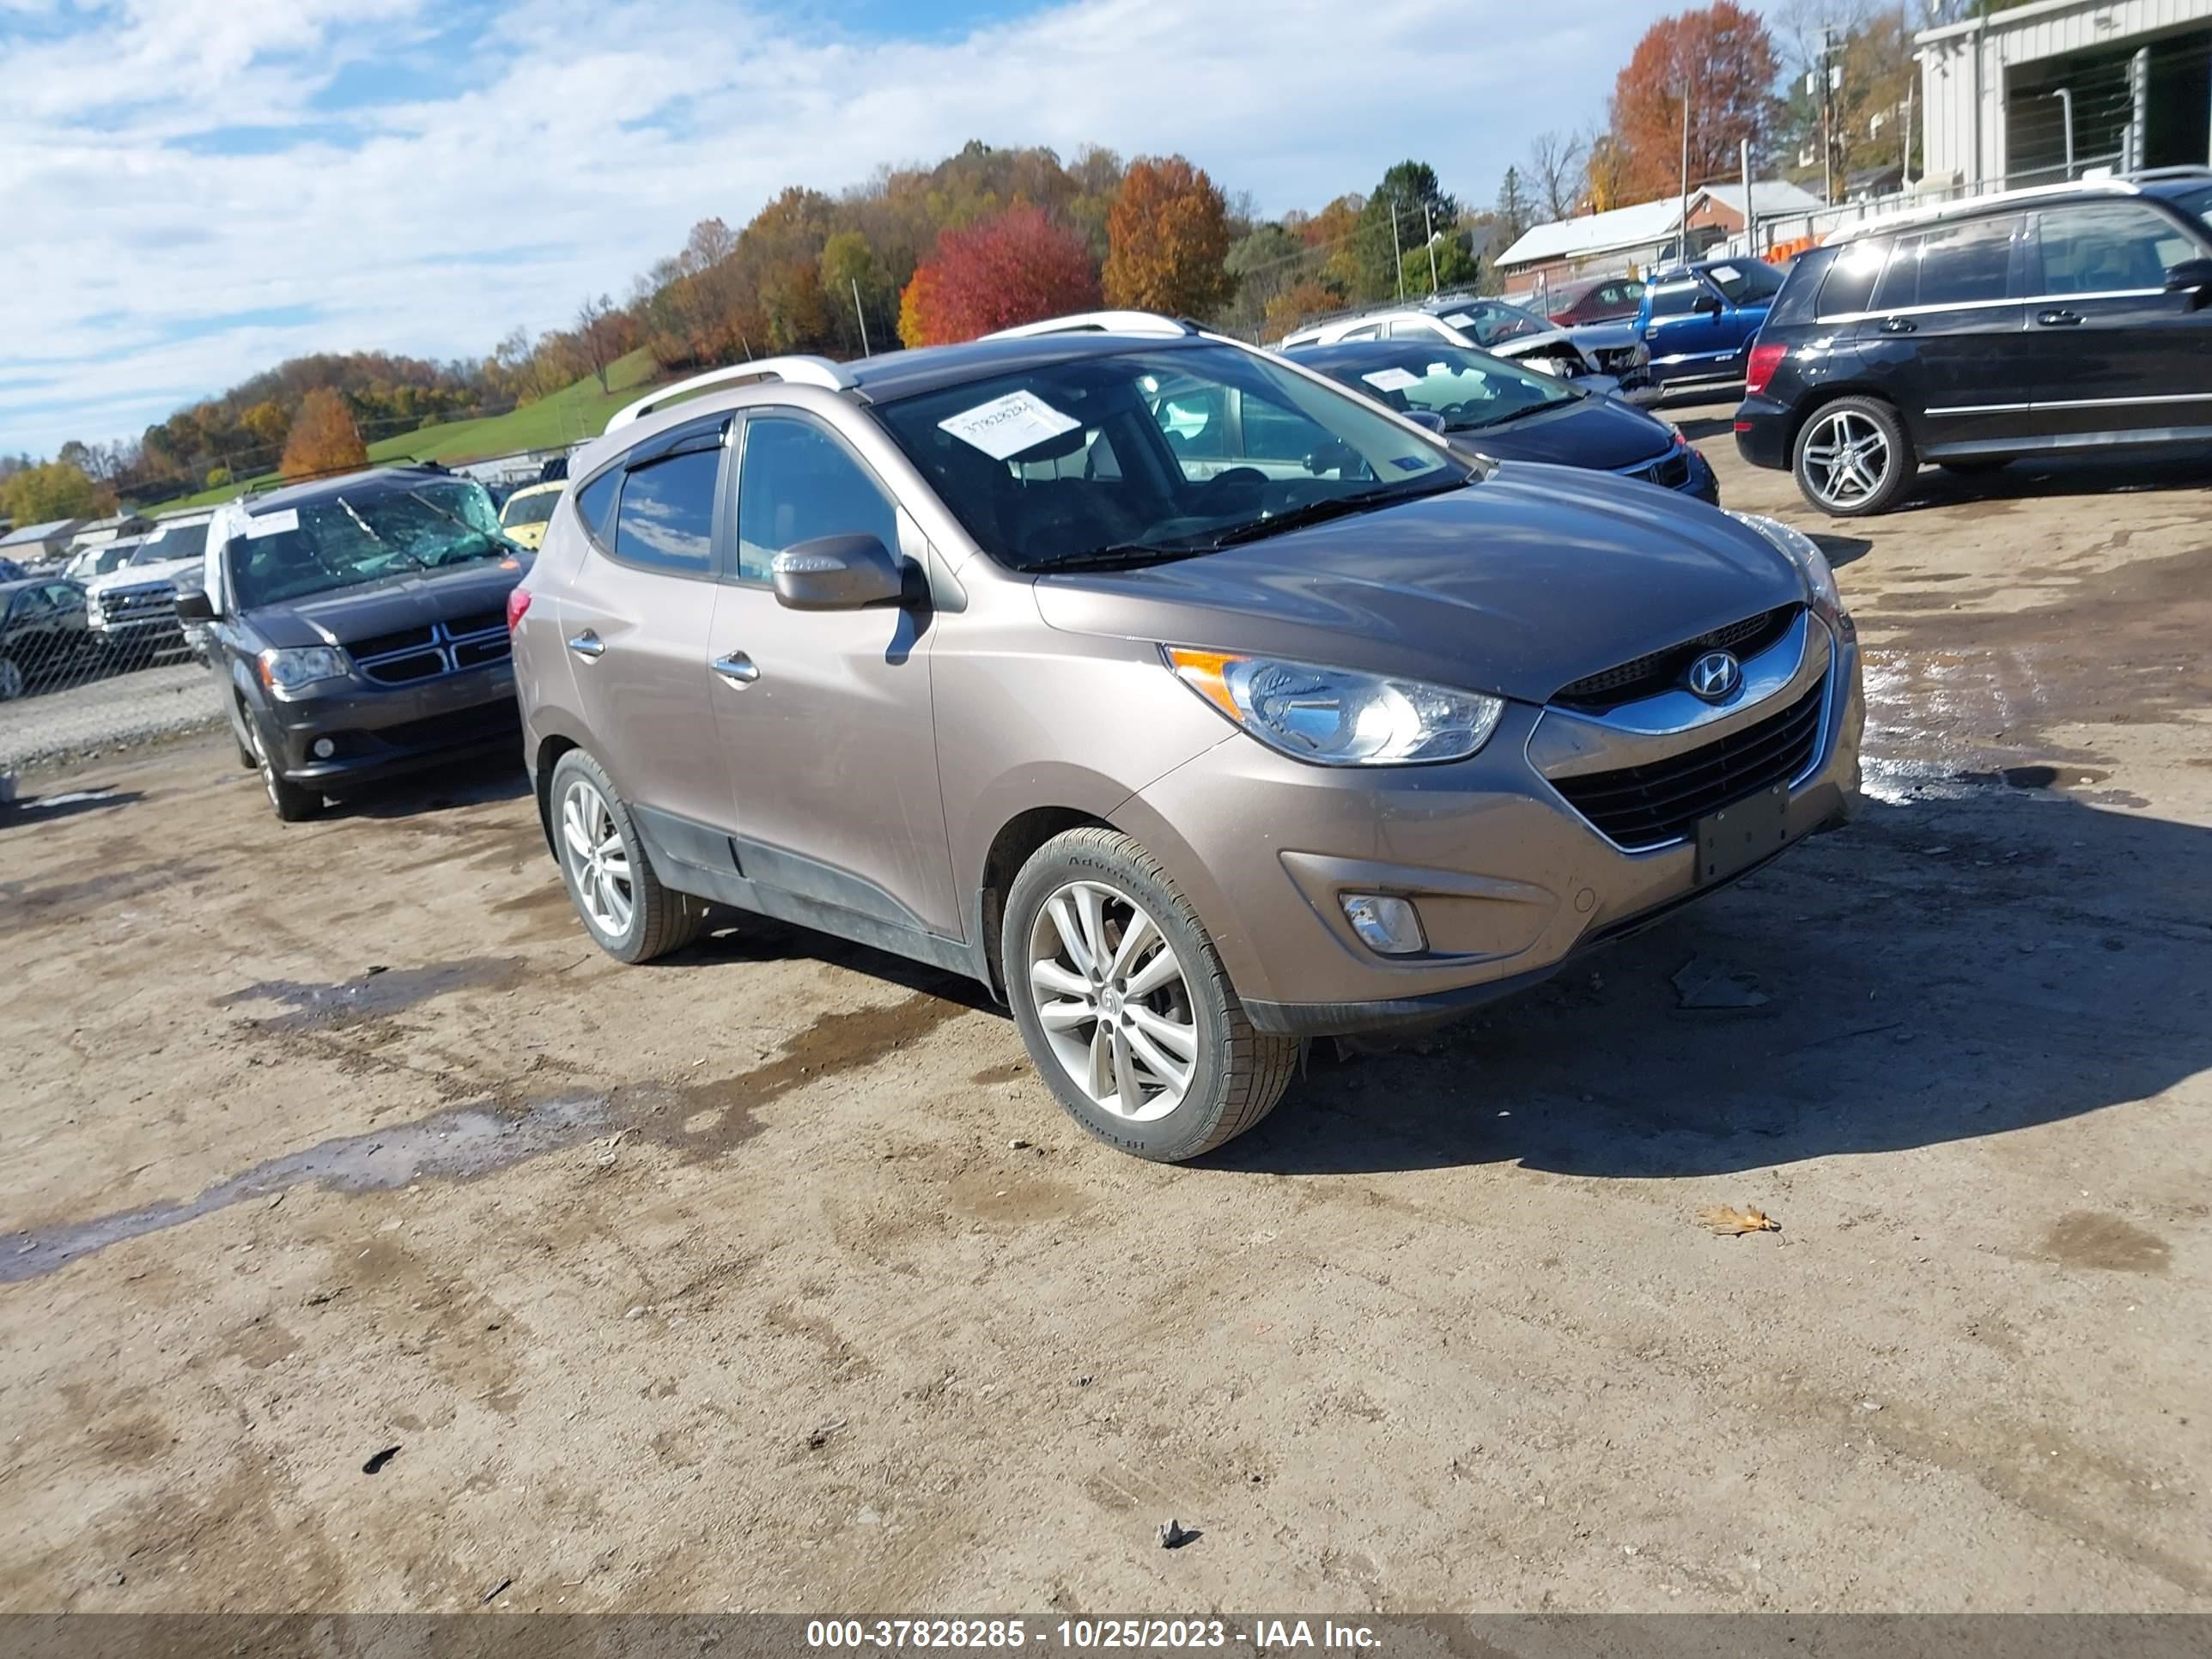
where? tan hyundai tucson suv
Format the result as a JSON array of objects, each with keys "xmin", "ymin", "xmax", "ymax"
[{"xmin": 508, "ymin": 316, "xmax": 1863, "ymax": 1161}]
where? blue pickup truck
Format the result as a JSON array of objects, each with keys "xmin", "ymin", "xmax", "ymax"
[{"xmin": 1634, "ymin": 258, "xmax": 1786, "ymax": 397}]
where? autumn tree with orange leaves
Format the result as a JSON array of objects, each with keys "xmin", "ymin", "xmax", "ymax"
[
  {"xmin": 278, "ymin": 387, "xmax": 368, "ymax": 479},
  {"xmin": 896, "ymin": 205, "xmax": 1101, "ymax": 345},
  {"xmin": 1606, "ymin": 2, "xmax": 1780, "ymax": 202},
  {"xmin": 1103, "ymin": 155, "xmax": 1233, "ymax": 316}
]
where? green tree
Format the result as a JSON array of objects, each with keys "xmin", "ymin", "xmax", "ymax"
[
  {"xmin": 1495, "ymin": 166, "xmax": 1534, "ymax": 248},
  {"xmin": 1399, "ymin": 231, "xmax": 1482, "ymax": 298},
  {"xmin": 818, "ymin": 230, "xmax": 891, "ymax": 355},
  {"xmin": 1354, "ymin": 161, "xmax": 1461, "ymax": 301},
  {"xmin": 0, "ymin": 460, "xmax": 108, "ymax": 525}
]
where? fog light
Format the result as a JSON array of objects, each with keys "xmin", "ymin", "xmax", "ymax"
[
  {"xmin": 312, "ymin": 738, "xmax": 336, "ymax": 759},
  {"xmin": 1340, "ymin": 893, "xmax": 1425, "ymax": 956}
]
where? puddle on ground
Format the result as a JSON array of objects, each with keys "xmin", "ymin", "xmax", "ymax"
[
  {"xmin": 2, "ymin": 1094, "xmax": 610, "ymax": 1283},
  {"xmin": 1856, "ymin": 542, "xmax": 2210, "ymax": 807},
  {"xmin": 216, "ymin": 957, "xmax": 527, "ymax": 1030},
  {"xmin": 8, "ymin": 988, "xmax": 976, "ymax": 1277}
]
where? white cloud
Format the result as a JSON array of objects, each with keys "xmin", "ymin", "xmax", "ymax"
[{"xmin": 2, "ymin": 0, "xmax": 1698, "ymax": 456}]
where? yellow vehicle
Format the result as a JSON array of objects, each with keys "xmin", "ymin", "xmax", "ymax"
[{"xmin": 497, "ymin": 481, "xmax": 564, "ymax": 550}]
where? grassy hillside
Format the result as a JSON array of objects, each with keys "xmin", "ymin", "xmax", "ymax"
[{"xmin": 155, "ymin": 348, "xmax": 669, "ymax": 511}]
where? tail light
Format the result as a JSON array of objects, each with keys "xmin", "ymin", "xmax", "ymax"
[
  {"xmin": 1745, "ymin": 342, "xmax": 1787, "ymax": 397},
  {"xmin": 506, "ymin": 586, "xmax": 532, "ymax": 633}
]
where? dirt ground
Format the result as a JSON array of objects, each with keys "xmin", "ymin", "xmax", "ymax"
[{"xmin": 3, "ymin": 416, "xmax": 2208, "ymax": 1615}]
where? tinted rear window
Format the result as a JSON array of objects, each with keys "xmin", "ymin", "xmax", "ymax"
[
  {"xmin": 1875, "ymin": 214, "xmax": 2020, "ymax": 310},
  {"xmin": 1765, "ymin": 247, "xmax": 1838, "ymax": 327},
  {"xmin": 613, "ymin": 449, "xmax": 718, "ymax": 574}
]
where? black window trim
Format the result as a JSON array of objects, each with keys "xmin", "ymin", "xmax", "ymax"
[
  {"xmin": 579, "ymin": 410, "xmax": 732, "ymax": 582},
  {"xmin": 722, "ymin": 404, "xmax": 906, "ymax": 591}
]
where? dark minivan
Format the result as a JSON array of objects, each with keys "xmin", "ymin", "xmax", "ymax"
[
  {"xmin": 179, "ymin": 465, "xmax": 533, "ymax": 818},
  {"xmin": 1735, "ymin": 170, "xmax": 2212, "ymax": 515}
]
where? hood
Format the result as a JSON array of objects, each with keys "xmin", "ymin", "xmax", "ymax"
[
  {"xmin": 1447, "ymin": 395, "xmax": 1676, "ymax": 473},
  {"xmin": 242, "ymin": 559, "xmax": 526, "ymax": 650},
  {"xmin": 1031, "ymin": 471, "xmax": 1802, "ymax": 704},
  {"xmin": 1565, "ymin": 321, "xmax": 1641, "ymax": 352},
  {"xmin": 87, "ymin": 556, "xmax": 197, "ymax": 595}
]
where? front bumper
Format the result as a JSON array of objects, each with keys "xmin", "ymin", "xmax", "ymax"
[
  {"xmin": 1121, "ymin": 617, "xmax": 1863, "ymax": 1036},
  {"xmin": 264, "ymin": 659, "xmax": 521, "ymax": 789}
]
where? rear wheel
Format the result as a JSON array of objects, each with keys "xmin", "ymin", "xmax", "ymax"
[
  {"xmin": 550, "ymin": 748, "xmax": 707, "ymax": 963},
  {"xmin": 242, "ymin": 709, "xmax": 320, "ymax": 822},
  {"xmin": 1004, "ymin": 827, "xmax": 1297, "ymax": 1162},
  {"xmin": 1793, "ymin": 396, "xmax": 1915, "ymax": 517}
]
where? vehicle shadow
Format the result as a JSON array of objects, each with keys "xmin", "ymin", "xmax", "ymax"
[
  {"xmin": 1206, "ymin": 787, "xmax": 2212, "ymax": 1178},
  {"xmin": 0, "ymin": 787, "xmax": 145, "ymax": 827},
  {"xmin": 1808, "ymin": 532, "xmax": 1873, "ymax": 570},
  {"xmin": 1893, "ymin": 450, "xmax": 2212, "ymax": 515},
  {"xmin": 322, "ymin": 750, "xmax": 532, "ymax": 821},
  {"xmin": 675, "ymin": 915, "xmax": 1000, "ymax": 1013}
]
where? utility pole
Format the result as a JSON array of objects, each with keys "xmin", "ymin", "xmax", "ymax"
[
  {"xmin": 1678, "ymin": 79, "xmax": 1693, "ymax": 264},
  {"xmin": 851, "ymin": 277, "xmax": 872, "ymax": 357},
  {"xmin": 1390, "ymin": 199, "xmax": 1405, "ymax": 301},
  {"xmin": 1741, "ymin": 137, "xmax": 1755, "ymax": 258},
  {"xmin": 1424, "ymin": 204, "xmax": 1440, "ymax": 293},
  {"xmin": 1808, "ymin": 25, "xmax": 1840, "ymax": 204}
]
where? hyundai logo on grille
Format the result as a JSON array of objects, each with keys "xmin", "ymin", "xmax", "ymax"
[{"xmin": 1686, "ymin": 650, "xmax": 1741, "ymax": 702}]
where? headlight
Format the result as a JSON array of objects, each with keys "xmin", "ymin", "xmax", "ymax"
[
  {"xmin": 1165, "ymin": 647, "xmax": 1504, "ymax": 766},
  {"xmin": 257, "ymin": 645, "xmax": 349, "ymax": 692},
  {"xmin": 1724, "ymin": 510, "xmax": 1845, "ymax": 620}
]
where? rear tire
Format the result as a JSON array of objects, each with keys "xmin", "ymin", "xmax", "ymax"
[
  {"xmin": 549, "ymin": 748, "xmax": 707, "ymax": 963},
  {"xmin": 1793, "ymin": 395, "xmax": 1915, "ymax": 517},
  {"xmin": 1003, "ymin": 826, "xmax": 1297, "ymax": 1162}
]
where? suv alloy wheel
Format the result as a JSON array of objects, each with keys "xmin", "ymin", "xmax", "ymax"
[{"xmin": 1793, "ymin": 396, "xmax": 1915, "ymax": 517}]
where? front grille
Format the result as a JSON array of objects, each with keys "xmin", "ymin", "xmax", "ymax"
[
  {"xmin": 103, "ymin": 586, "xmax": 176, "ymax": 617},
  {"xmin": 352, "ymin": 618, "xmax": 513, "ymax": 686},
  {"xmin": 1626, "ymin": 450, "xmax": 1693, "ymax": 491},
  {"xmin": 1552, "ymin": 605, "xmax": 1799, "ymax": 710},
  {"xmin": 1551, "ymin": 681, "xmax": 1826, "ymax": 848}
]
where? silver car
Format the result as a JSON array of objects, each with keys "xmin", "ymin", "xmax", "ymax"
[{"xmin": 509, "ymin": 316, "xmax": 1863, "ymax": 1161}]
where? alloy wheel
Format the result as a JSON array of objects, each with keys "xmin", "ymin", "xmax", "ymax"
[
  {"xmin": 245, "ymin": 719, "xmax": 281, "ymax": 810},
  {"xmin": 1801, "ymin": 409, "xmax": 1892, "ymax": 509},
  {"xmin": 561, "ymin": 777, "xmax": 635, "ymax": 939},
  {"xmin": 1024, "ymin": 879, "xmax": 1198, "ymax": 1122}
]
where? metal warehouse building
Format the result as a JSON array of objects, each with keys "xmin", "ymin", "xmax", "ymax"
[{"xmin": 1918, "ymin": 0, "xmax": 2212, "ymax": 188}]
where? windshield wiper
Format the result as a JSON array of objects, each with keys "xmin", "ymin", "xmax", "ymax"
[
  {"xmin": 1205, "ymin": 475, "xmax": 1469, "ymax": 549},
  {"xmin": 1450, "ymin": 399, "xmax": 1572, "ymax": 433},
  {"xmin": 1030, "ymin": 542, "xmax": 1212, "ymax": 574}
]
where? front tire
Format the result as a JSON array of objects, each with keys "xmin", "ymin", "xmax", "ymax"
[
  {"xmin": 1793, "ymin": 395, "xmax": 1915, "ymax": 517},
  {"xmin": 549, "ymin": 748, "xmax": 707, "ymax": 963},
  {"xmin": 242, "ymin": 709, "xmax": 320, "ymax": 822},
  {"xmin": 1004, "ymin": 827, "xmax": 1297, "ymax": 1162}
]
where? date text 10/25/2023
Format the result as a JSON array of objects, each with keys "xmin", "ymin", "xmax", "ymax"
[{"xmin": 805, "ymin": 1620, "xmax": 1382, "ymax": 1651}]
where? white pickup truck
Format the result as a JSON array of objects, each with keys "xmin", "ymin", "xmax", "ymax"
[{"xmin": 82, "ymin": 510, "xmax": 216, "ymax": 659}]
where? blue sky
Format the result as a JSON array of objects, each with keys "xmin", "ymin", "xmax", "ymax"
[{"xmin": 0, "ymin": 0, "xmax": 1783, "ymax": 459}]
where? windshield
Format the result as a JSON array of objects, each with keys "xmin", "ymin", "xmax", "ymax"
[
  {"xmin": 228, "ymin": 478, "xmax": 520, "ymax": 609},
  {"xmin": 87, "ymin": 544, "xmax": 137, "ymax": 575},
  {"xmin": 501, "ymin": 489, "xmax": 561, "ymax": 528},
  {"xmin": 871, "ymin": 343, "xmax": 1464, "ymax": 571},
  {"xmin": 137, "ymin": 523, "xmax": 209, "ymax": 565},
  {"xmin": 1703, "ymin": 260, "xmax": 1784, "ymax": 303},
  {"xmin": 1297, "ymin": 342, "xmax": 1578, "ymax": 433},
  {"xmin": 1431, "ymin": 299, "xmax": 1549, "ymax": 348}
]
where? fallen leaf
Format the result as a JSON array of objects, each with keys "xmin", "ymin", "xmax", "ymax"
[{"xmin": 1699, "ymin": 1204, "xmax": 1781, "ymax": 1236}]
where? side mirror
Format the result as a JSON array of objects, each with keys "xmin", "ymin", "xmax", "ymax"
[
  {"xmin": 1401, "ymin": 410, "xmax": 1448, "ymax": 434},
  {"xmin": 173, "ymin": 590, "xmax": 216, "ymax": 623},
  {"xmin": 772, "ymin": 534, "xmax": 906, "ymax": 611},
  {"xmin": 2165, "ymin": 257, "xmax": 2212, "ymax": 307},
  {"xmin": 1692, "ymin": 293, "xmax": 1724, "ymax": 316}
]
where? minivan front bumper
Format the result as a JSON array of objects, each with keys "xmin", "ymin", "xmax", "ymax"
[
  {"xmin": 1121, "ymin": 617, "xmax": 1863, "ymax": 1036},
  {"xmin": 263, "ymin": 659, "xmax": 521, "ymax": 789}
]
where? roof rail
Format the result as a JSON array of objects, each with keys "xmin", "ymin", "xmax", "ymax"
[
  {"xmin": 605, "ymin": 357, "xmax": 858, "ymax": 431},
  {"xmin": 1831, "ymin": 174, "xmax": 2149, "ymax": 242},
  {"xmin": 985, "ymin": 311, "xmax": 1198, "ymax": 340}
]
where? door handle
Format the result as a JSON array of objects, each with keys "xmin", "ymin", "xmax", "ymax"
[
  {"xmin": 2036, "ymin": 308, "xmax": 2083, "ymax": 326},
  {"xmin": 711, "ymin": 650, "xmax": 759, "ymax": 687},
  {"xmin": 567, "ymin": 630, "xmax": 606, "ymax": 661},
  {"xmin": 1879, "ymin": 316, "xmax": 1917, "ymax": 334}
]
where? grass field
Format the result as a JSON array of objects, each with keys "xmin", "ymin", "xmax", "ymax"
[{"xmin": 155, "ymin": 349, "xmax": 668, "ymax": 511}]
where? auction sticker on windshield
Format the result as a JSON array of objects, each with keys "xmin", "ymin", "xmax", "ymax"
[
  {"xmin": 243, "ymin": 509, "xmax": 301, "ymax": 539},
  {"xmin": 1443, "ymin": 313, "xmax": 1476, "ymax": 328},
  {"xmin": 939, "ymin": 391, "xmax": 1080, "ymax": 461},
  {"xmin": 1359, "ymin": 368, "xmax": 1423, "ymax": 392}
]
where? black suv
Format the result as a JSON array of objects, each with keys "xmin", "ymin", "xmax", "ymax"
[
  {"xmin": 1735, "ymin": 170, "xmax": 2212, "ymax": 515},
  {"xmin": 176, "ymin": 465, "xmax": 533, "ymax": 818}
]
